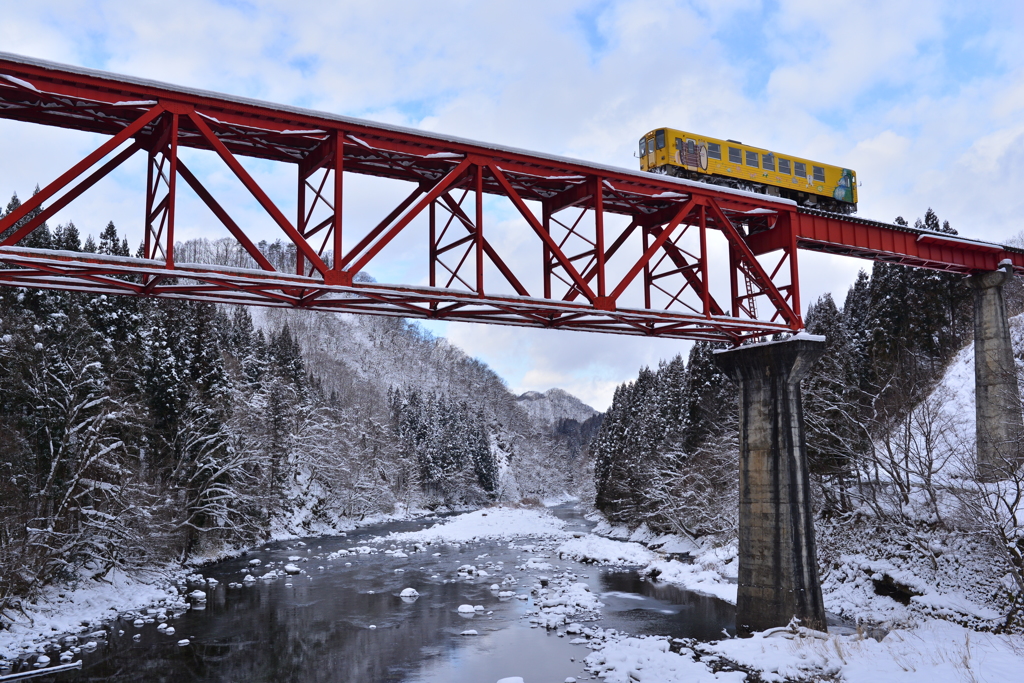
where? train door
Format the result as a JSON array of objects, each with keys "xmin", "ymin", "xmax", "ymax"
[
  {"xmin": 684, "ymin": 138, "xmax": 699, "ymax": 169},
  {"xmin": 650, "ymin": 130, "xmax": 663, "ymax": 168}
]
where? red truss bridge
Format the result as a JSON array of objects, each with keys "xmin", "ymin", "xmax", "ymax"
[{"xmin": 0, "ymin": 53, "xmax": 1020, "ymax": 344}]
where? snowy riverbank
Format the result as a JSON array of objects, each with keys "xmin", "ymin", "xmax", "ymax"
[
  {"xmin": 0, "ymin": 570, "xmax": 185, "ymax": 664},
  {"xmin": 577, "ymin": 618, "xmax": 1024, "ymax": 683},
  {"xmin": 5, "ymin": 504, "xmax": 1023, "ymax": 682},
  {"xmin": 379, "ymin": 506, "xmax": 1024, "ymax": 682},
  {"xmin": 0, "ymin": 503, "xmax": 444, "ymax": 664}
]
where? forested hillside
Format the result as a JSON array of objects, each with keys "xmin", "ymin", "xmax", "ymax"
[
  {"xmin": 592, "ymin": 209, "xmax": 1024, "ymax": 629},
  {"xmin": 0, "ymin": 192, "xmax": 596, "ymax": 620},
  {"xmin": 594, "ymin": 209, "xmax": 982, "ymax": 532}
]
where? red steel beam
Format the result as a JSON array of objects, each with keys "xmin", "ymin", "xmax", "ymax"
[
  {"xmin": 0, "ymin": 52, "xmax": 1021, "ymax": 347},
  {"xmin": 747, "ymin": 208, "xmax": 1024, "ymax": 274},
  {"xmin": 0, "ymin": 247, "xmax": 794, "ymax": 341}
]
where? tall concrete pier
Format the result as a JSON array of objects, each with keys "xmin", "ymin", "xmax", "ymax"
[
  {"xmin": 967, "ymin": 264, "xmax": 1023, "ymax": 481},
  {"xmin": 715, "ymin": 337, "xmax": 826, "ymax": 634}
]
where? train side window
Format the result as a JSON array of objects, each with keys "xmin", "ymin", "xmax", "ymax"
[
  {"xmin": 728, "ymin": 147, "xmax": 742, "ymax": 164},
  {"xmin": 656, "ymin": 129, "xmax": 666, "ymax": 150},
  {"xmin": 794, "ymin": 161, "xmax": 807, "ymax": 178},
  {"xmin": 812, "ymin": 165, "xmax": 825, "ymax": 182},
  {"xmin": 778, "ymin": 158, "xmax": 791, "ymax": 174},
  {"xmin": 708, "ymin": 143, "xmax": 722, "ymax": 160},
  {"xmin": 745, "ymin": 150, "xmax": 759, "ymax": 167},
  {"xmin": 762, "ymin": 153, "xmax": 775, "ymax": 171},
  {"xmin": 639, "ymin": 138, "xmax": 646, "ymax": 156}
]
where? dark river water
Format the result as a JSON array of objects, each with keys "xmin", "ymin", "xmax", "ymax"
[{"xmin": 23, "ymin": 506, "xmax": 735, "ymax": 682}]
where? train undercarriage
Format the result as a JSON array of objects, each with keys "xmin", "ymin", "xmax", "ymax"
[{"xmin": 654, "ymin": 166, "xmax": 857, "ymax": 215}]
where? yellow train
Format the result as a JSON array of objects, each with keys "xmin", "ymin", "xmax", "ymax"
[{"xmin": 638, "ymin": 128, "xmax": 857, "ymax": 214}]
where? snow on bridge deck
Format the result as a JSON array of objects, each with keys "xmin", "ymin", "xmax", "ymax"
[{"xmin": 0, "ymin": 52, "xmax": 1020, "ymax": 344}]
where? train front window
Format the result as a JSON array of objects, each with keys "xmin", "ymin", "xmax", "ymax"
[
  {"xmin": 778, "ymin": 158, "xmax": 791, "ymax": 174},
  {"xmin": 812, "ymin": 166, "xmax": 826, "ymax": 182},
  {"xmin": 655, "ymin": 129, "xmax": 666, "ymax": 150},
  {"xmin": 728, "ymin": 147, "xmax": 742, "ymax": 164},
  {"xmin": 762, "ymin": 153, "xmax": 775, "ymax": 171},
  {"xmin": 794, "ymin": 161, "xmax": 807, "ymax": 178},
  {"xmin": 639, "ymin": 138, "xmax": 647, "ymax": 157},
  {"xmin": 745, "ymin": 150, "xmax": 759, "ymax": 167},
  {"xmin": 708, "ymin": 143, "xmax": 722, "ymax": 160}
]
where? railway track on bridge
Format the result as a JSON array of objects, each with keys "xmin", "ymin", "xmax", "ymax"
[{"xmin": 0, "ymin": 52, "xmax": 1020, "ymax": 344}]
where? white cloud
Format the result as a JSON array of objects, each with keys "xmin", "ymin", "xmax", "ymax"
[{"xmin": 765, "ymin": 0, "xmax": 945, "ymax": 109}]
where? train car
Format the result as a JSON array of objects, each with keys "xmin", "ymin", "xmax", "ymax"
[{"xmin": 638, "ymin": 128, "xmax": 857, "ymax": 214}]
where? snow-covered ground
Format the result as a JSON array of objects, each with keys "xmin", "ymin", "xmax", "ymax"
[
  {"xmin": 396, "ymin": 507, "xmax": 1024, "ymax": 683},
  {"xmin": 0, "ymin": 570, "xmax": 185, "ymax": 662},
  {"xmin": 704, "ymin": 619, "xmax": 1024, "ymax": 683},
  {"xmin": 929, "ymin": 312, "xmax": 1024, "ymax": 442},
  {"xmin": 581, "ymin": 619, "xmax": 1024, "ymax": 683},
  {"xmin": 384, "ymin": 506, "xmax": 572, "ymax": 544}
]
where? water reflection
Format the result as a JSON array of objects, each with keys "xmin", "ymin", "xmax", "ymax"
[
  {"xmin": 598, "ymin": 571, "xmax": 736, "ymax": 640},
  {"xmin": 32, "ymin": 507, "xmax": 734, "ymax": 682}
]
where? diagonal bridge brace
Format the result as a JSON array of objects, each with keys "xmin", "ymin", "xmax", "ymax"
[
  {"xmin": 0, "ymin": 104, "xmax": 164, "ymax": 245},
  {"xmin": 703, "ymin": 197, "xmax": 799, "ymax": 328}
]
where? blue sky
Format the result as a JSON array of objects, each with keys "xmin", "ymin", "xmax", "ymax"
[{"xmin": 2, "ymin": 0, "xmax": 1024, "ymax": 409}]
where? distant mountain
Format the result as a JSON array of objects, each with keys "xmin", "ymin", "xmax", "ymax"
[
  {"xmin": 517, "ymin": 388, "xmax": 599, "ymax": 428},
  {"xmin": 248, "ymin": 305, "xmax": 601, "ymax": 506}
]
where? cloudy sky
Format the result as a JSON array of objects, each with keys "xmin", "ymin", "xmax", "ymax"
[{"xmin": 3, "ymin": 0, "xmax": 1024, "ymax": 409}]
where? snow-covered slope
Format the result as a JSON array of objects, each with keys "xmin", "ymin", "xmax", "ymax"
[
  {"xmin": 925, "ymin": 311, "xmax": 1024, "ymax": 456},
  {"xmin": 806, "ymin": 312, "xmax": 1024, "ymax": 636},
  {"xmin": 516, "ymin": 388, "xmax": 598, "ymax": 428},
  {"xmin": 250, "ymin": 307, "xmax": 591, "ymax": 502}
]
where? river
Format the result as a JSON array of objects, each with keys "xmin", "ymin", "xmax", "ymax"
[{"xmin": 21, "ymin": 506, "xmax": 734, "ymax": 682}]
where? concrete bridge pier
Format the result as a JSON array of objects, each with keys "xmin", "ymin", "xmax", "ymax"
[
  {"xmin": 715, "ymin": 337, "xmax": 827, "ymax": 635},
  {"xmin": 967, "ymin": 263, "xmax": 1023, "ymax": 481}
]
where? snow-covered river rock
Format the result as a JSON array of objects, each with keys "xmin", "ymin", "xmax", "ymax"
[{"xmin": 2, "ymin": 505, "xmax": 735, "ymax": 682}]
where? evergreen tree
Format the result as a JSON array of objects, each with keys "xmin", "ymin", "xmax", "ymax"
[
  {"xmin": 1, "ymin": 191, "xmax": 52, "ymax": 248},
  {"xmin": 52, "ymin": 222, "xmax": 82, "ymax": 252},
  {"xmin": 592, "ymin": 347, "xmax": 737, "ymax": 536},
  {"xmin": 803, "ymin": 293, "xmax": 864, "ymax": 513},
  {"xmin": 470, "ymin": 409, "xmax": 497, "ymax": 494},
  {"xmin": 98, "ymin": 221, "xmax": 129, "ymax": 256},
  {"xmin": 860, "ymin": 210, "xmax": 972, "ymax": 420},
  {"xmin": 593, "ymin": 382, "xmax": 630, "ymax": 512},
  {"xmin": 228, "ymin": 306, "xmax": 265, "ymax": 383},
  {"xmin": 270, "ymin": 324, "xmax": 305, "ymax": 389},
  {"xmin": 843, "ymin": 269, "xmax": 873, "ymax": 395},
  {"xmin": 678, "ymin": 342, "xmax": 733, "ymax": 455}
]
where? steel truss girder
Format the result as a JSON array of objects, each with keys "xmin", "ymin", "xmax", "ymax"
[
  {"xmin": 1, "ymin": 53, "xmax": 1019, "ymax": 345},
  {"xmin": 0, "ymin": 247, "xmax": 795, "ymax": 340}
]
